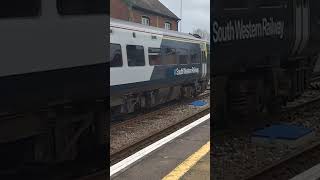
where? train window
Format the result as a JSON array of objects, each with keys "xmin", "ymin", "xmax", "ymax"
[
  {"xmin": 190, "ymin": 50, "xmax": 200, "ymax": 64},
  {"xmin": 178, "ymin": 48, "xmax": 190, "ymax": 65},
  {"xmin": 161, "ymin": 47, "xmax": 177, "ymax": 65},
  {"xmin": 149, "ymin": 48, "xmax": 162, "ymax": 65},
  {"xmin": 0, "ymin": 0, "xmax": 41, "ymax": 18},
  {"xmin": 110, "ymin": 44, "xmax": 123, "ymax": 67},
  {"xmin": 57, "ymin": 0, "xmax": 107, "ymax": 15},
  {"xmin": 127, "ymin": 45, "xmax": 145, "ymax": 67}
]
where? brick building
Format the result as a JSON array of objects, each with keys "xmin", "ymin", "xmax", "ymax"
[{"xmin": 110, "ymin": 0, "xmax": 180, "ymax": 31}]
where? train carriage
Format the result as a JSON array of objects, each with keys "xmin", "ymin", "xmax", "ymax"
[
  {"xmin": 0, "ymin": 0, "xmax": 107, "ymax": 172},
  {"xmin": 212, "ymin": 0, "xmax": 320, "ymax": 126},
  {"xmin": 110, "ymin": 18, "xmax": 210, "ymax": 115}
]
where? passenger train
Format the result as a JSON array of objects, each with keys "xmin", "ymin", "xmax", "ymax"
[
  {"xmin": 110, "ymin": 18, "xmax": 210, "ymax": 115},
  {"xmin": 0, "ymin": 0, "xmax": 107, "ymax": 172},
  {"xmin": 212, "ymin": 0, "xmax": 320, "ymax": 126}
]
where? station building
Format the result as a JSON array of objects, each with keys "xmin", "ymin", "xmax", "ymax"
[{"xmin": 110, "ymin": 0, "xmax": 180, "ymax": 31}]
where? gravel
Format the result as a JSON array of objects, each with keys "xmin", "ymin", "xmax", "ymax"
[
  {"xmin": 110, "ymin": 93, "xmax": 210, "ymax": 155},
  {"xmin": 285, "ymin": 90, "xmax": 320, "ymax": 108},
  {"xmin": 212, "ymin": 90, "xmax": 320, "ymax": 180}
]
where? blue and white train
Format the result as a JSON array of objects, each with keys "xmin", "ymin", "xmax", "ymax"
[{"xmin": 110, "ymin": 18, "xmax": 210, "ymax": 114}]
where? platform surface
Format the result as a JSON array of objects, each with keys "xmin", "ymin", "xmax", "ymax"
[
  {"xmin": 290, "ymin": 163, "xmax": 320, "ymax": 180},
  {"xmin": 181, "ymin": 153, "xmax": 210, "ymax": 180},
  {"xmin": 112, "ymin": 118, "xmax": 210, "ymax": 180}
]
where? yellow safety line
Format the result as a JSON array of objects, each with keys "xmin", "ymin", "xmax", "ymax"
[{"xmin": 162, "ymin": 141, "xmax": 210, "ymax": 180}]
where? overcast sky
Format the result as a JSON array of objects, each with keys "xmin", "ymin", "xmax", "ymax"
[{"xmin": 159, "ymin": 0, "xmax": 210, "ymax": 34}]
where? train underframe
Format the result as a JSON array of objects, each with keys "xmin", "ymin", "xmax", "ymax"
[
  {"xmin": 0, "ymin": 63, "xmax": 107, "ymax": 173},
  {"xmin": 0, "ymin": 100, "xmax": 106, "ymax": 173},
  {"xmin": 111, "ymin": 80, "xmax": 209, "ymax": 116},
  {"xmin": 214, "ymin": 56, "xmax": 318, "ymax": 128}
]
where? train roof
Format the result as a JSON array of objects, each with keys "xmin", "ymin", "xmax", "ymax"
[{"xmin": 110, "ymin": 18, "xmax": 209, "ymax": 43}]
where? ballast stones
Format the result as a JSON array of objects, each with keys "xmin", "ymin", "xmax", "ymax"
[{"xmin": 251, "ymin": 124, "xmax": 315, "ymax": 148}]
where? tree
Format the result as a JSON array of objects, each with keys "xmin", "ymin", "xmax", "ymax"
[
  {"xmin": 192, "ymin": 28, "xmax": 210, "ymax": 41},
  {"xmin": 122, "ymin": 0, "xmax": 134, "ymax": 21}
]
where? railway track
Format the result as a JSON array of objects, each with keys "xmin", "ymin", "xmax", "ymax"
[
  {"xmin": 282, "ymin": 95, "xmax": 320, "ymax": 114},
  {"xmin": 69, "ymin": 91, "xmax": 210, "ymax": 179},
  {"xmin": 110, "ymin": 106, "xmax": 210, "ymax": 165},
  {"xmin": 309, "ymin": 73, "xmax": 320, "ymax": 89},
  {"xmin": 242, "ymin": 96, "xmax": 320, "ymax": 180},
  {"xmin": 244, "ymin": 141, "xmax": 320, "ymax": 180},
  {"xmin": 212, "ymin": 87, "xmax": 320, "ymax": 179},
  {"xmin": 287, "ymin": 73, "xmax": 320, "ymax": 112},
  {"xmin": 111, "ymin": 91, "xmax": 210, "ymax": 129}
]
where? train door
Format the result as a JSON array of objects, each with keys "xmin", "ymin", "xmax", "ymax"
[
  {"xmin": 200, "ymin": 43, "xmax": 207, "ymax": 78},
  {"xmin": 206, "ymin": 44, "xmax": 210, "ymax": 78}
]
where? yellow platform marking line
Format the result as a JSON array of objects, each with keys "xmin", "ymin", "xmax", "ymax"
[{"xmin": 162, "ymin": 141, "xmax": 210, "ymax": 180}]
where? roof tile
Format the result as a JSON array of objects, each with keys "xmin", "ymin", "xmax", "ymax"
[{"xmin": 129, "ymin": 0, "xmax": 180, "ymax": 20}]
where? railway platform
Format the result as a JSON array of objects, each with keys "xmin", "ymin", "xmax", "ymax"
[
  {"xmin": 290, "ymin": 163, "xmax": 320, "ymax": 180},
  {"xmin": 111, "ymin": 117, "xmax": 210, "ymax": 180}
]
